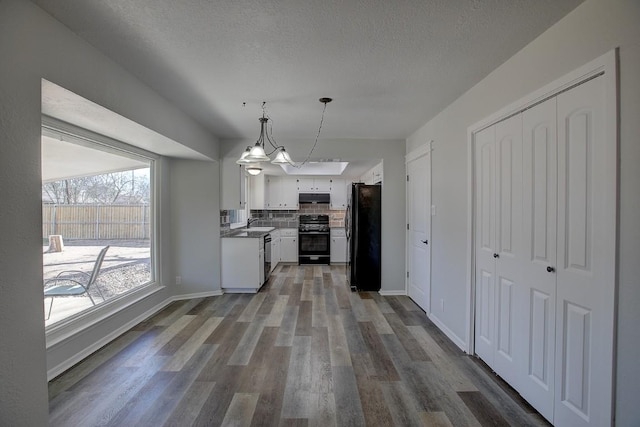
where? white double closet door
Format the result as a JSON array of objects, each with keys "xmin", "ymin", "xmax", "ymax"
[{"xmin": 474, "ymin": 75, "xmax": 615, "ymax": 426}]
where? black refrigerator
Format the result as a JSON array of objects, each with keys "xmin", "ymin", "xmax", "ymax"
[{"xmin": 346, "ymin": 183, "xmax": 381, "ymax": 291}]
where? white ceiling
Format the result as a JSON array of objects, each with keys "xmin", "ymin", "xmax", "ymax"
[{"xmin": 33, "ymin": 0, "xmax": 583, "ymax": 143}]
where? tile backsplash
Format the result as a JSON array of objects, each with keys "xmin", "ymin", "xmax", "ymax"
[
  {"xmin": 219, "ymin": 205, "xmax": 346, "ymax": 234},
  {"xmin": 250, "ymin": 205, "xmax": 346, "ymax": 228},
  {"xmin": 298, "ymin": 204, "xmax": 346, "ymax": 228},
  {"xmin": 248, "ymin": 210, "xmax": 299, "ymax": 228}
]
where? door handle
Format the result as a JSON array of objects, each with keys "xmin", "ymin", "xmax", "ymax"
[
  {"xmin": 493, "ymin": 253, "xmax": 499, "ymax": 258},
  {"xmin": 421, "ymin": 239, "xmax": 428, "ymax": 245},
  {"xmin": 547, "ymin": 266, "xmax": 555, "ymax": 273}
]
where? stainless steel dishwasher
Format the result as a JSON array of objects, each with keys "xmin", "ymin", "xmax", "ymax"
[{"xmin": 263, "ymin": 234, "xmax": 271, "ymax": 283}]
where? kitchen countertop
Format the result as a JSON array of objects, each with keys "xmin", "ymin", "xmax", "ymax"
[{"xmin": 222, "ymin": 227, "xmax": 275, "ymax": 238}]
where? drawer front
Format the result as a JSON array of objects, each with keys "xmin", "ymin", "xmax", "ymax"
[
  {"xmin": 280, "ymin": 228, "xmax": 298, "ymax": 237},
  {"xmin": 330, "ymin": 228, "xmax": 346, "ymax": 237}
]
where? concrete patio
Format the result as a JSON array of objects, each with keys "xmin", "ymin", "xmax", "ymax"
[{"xmin": 43, "ymin": 239, "xmax": 151, "ymax": 325}]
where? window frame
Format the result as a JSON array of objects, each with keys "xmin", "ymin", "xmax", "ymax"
[{"xmin": 42, "ymin": 117, "xmax": 164, "ymax": 346}]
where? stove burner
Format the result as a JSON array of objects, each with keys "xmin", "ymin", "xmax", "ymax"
[{"xmin": 298, "ymin": 214, "xmax": 330, "ymax": 233}]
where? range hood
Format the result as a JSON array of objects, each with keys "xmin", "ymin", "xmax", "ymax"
[{"xmin": 299, "ymin": 193, "xmax": 330, "ymax": 204}]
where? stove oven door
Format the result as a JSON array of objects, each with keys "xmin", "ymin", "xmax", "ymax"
[{"xmin": 298, "ymin": 232, "xmax": 330, "ymax": 264}]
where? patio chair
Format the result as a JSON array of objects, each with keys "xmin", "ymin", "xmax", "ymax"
[{"xmin": 44, "ymin": 245, "xmax": 110, "ymax": 320}]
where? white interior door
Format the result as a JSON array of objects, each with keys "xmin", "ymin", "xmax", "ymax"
[
  {"xmin": 520, "ymin": 96, "xmax": 558, "ymax": 421},
  {"xmin": 554, "ymin": 76, "xmax": 614, "ymax": 427},
  {"xmin": 491, "ymin": 114, "xmax": 524, "ymax": 389},
  {"xmin": 407, "ymin": 151, "xmax": 431, "ymax": 313},
  {"xmin": 474, "ymin": 126, "xmax": 496, "ymax": 365}
]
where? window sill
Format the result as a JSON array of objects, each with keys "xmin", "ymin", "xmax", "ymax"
[{"xmin": 45, "ymin": 282, "xmax": 165, "ymax": 349}]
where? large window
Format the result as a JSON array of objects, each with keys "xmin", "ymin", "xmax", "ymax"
[{"xmin": 42, "ymin": 123, "xmax": 157, "ymax": 326}]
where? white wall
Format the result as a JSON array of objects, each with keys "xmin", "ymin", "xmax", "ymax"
[
  {"xmin": 0, "ymin": 1, "xmax": 219, "ymax": 423},
  {"xmin": 406, "ymin": 0, "xmax": 640, "ymax": 424},
  {"xmin": 171, "ymin": 159, "xmax": 222, "ymax": 296},
  {"xmin": 222, "ymin": 138, "xmax": 406, "ymax": 294}
]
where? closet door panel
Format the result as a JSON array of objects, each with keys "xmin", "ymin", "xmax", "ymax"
[
  {"xmin": 521, "ymin": 98, "xmax": 557, "ymax": 421},
  {"xmin": 474, "ymin": 126, "xmax": 496, "ymax": 365},
  {"xmin": 529, "ymin": 288, "xmax": 551, "ymax": 385},
  {"xmin": 492, "ymin": 114, "xmax": 523, "ymax": 388},
  {"xmin": 555, "ymin": 76, "xmax": 613, "ymax": 427}
]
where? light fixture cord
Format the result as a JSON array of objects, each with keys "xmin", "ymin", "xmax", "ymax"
[{"xmin": 295, "ymin": 100, "xmax": 328, "ymax": 168}]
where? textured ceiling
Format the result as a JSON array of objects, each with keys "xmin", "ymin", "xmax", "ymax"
[{"xmin": 33, "ymin": 0, "xmax": 583, "ymax": 141}]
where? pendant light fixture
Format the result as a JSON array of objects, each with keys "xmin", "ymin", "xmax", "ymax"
[{"xmin": 236, "ymin": 98, "xmax": 332, "ymax": 175}]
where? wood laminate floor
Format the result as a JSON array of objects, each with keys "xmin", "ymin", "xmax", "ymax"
[{"xmin": 49, "ymin": 265, "xmax": 550, "ymax": 426}]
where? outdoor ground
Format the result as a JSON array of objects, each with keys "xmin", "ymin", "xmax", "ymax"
[{"xmin": 43, "ymin": 239, "xmax": 151, "ymax": 325}]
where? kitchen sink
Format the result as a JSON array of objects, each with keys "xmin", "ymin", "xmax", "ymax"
[{"xmin": 238, "ymin": 227, "xmax": 275, "ymax": 232}]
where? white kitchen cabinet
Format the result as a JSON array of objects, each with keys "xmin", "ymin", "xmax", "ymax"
[
  {"xmin": 360, "ymin": 162, "xmax": 383, "ymax": 185},
  {"xmin": 280, "ymin": 228, "xmax": 298, "ymax": 262},
  {"xmin": 330, "ymin": 228, "xmax": 347, "ymax": 263},
  {"xmin": 281, "ymin": 178, "xmax": 299, "ymax": 208},
  {"xmin": 264, "ymin": 175, "xmax": 278, "ymax": 208},
  {"xmin": 270, "ymin": 229, "xmax": 281, "ymax": 272},
  {"xmin": 249, "ymin": 174, "xmax": 265, "ymax": 210},
  {"xmin": 221, "ymin": 157, "xmax": 246, "ymax": 210},
  {"xmin": 298, "ymin": 178, "xmax": 331, "ymax": 192},
  {"xmin": 372, "ymin": 163, "xmax": 383, "ymax": 184},
  {"xmin": 266, "ymin": 176, "xmax": 299, "ymax": 210},
  {"xmin": 330, "ymin": 178, "xmax": 348, "ymax": 210},
  {"xmin": 222, "ymin": 237, "xmax": 264, "ymax": 292}
]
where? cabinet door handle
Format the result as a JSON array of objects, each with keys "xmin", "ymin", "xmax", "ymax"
[
  {"xmin": 493, "ymin": 253, "xmax": 499, "ymax": 258},
  {"xmin": 421, "ymin": 239, "xmax": 428, "ymax": 245},
  {"xmin": 547, "ymin": 266, "xmax": 555, "ymax": 273}
]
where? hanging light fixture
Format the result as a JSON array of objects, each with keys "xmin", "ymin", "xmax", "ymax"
[{"xmin": 237, "ymin": 98, "xmax": 332, "ymax": 175}]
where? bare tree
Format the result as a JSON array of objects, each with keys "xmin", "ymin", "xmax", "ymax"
[{"xmin": 42, "ymin": 169, "xmax": 150, "ymax": 204}]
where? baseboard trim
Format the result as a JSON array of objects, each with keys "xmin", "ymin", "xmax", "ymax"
[
  {"xmin": 428, "ymin": 313, "xmax": 468, "ymax": 353},
  {"xmin": 379, "ymin": 290, "xmax": 407, "ymax": 296},
  {"xmin": 47, "ymin": 289, "xmax": 225, "ymax": 381},
  {"xmin": 173, "ymin": 289, "xmax": 224, "ymax": 300},
  {"xmin": 223, "ymin": 288, "xmax": 258, "ymax": 294}
]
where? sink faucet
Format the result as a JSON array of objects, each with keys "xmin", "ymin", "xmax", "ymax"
[{"xmin": 247, "ymin": 218, "xmax": 259, "ymax": 228}]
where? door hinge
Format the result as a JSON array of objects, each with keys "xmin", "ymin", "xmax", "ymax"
[
  {"xmin": 407, "ymin": 223, "xmax": 410, "ymax": 230},
  {"xmin": 407, "ymin": 271, "xmax": 409, "ymax": 278},
  {"xmin": 406, "ymin": 175, "xmax": 409, "ymax": 182}
]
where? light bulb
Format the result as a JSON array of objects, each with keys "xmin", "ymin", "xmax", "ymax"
[{"xmin": 246, "ymin": 166, "xmax": 262, "ymax": 176}]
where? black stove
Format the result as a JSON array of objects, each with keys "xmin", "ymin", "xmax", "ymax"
[{"xmin": 298, "ymin": 215, "xmax": 330, "ymax": 264}]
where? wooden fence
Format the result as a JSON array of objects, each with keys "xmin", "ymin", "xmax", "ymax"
[{"xmin": 42, "ymin": 204, "xmax": 150, "ymax": 240}]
